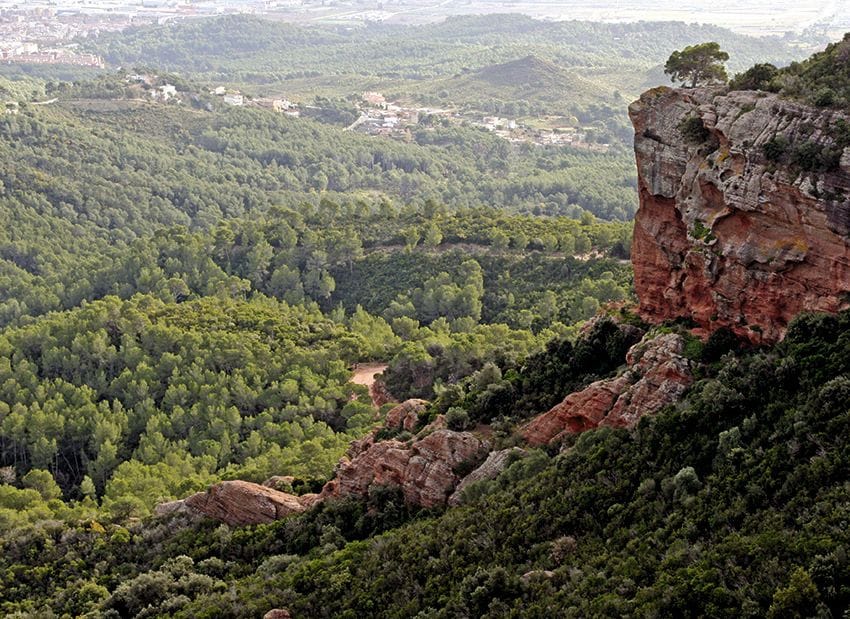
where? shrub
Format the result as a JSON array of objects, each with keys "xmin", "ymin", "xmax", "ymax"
[
  {"xmin": 445, "ymin": 407, "xmax": 471, "ymax": 431},
  {"xmin": 763, "ymin": 135, "xmax": 789, "ymax": 162},
  {"xmin": 679, "ymin": 116, "xmax": 709, "ymax": 144}
]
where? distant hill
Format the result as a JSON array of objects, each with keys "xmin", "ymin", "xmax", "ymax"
[
  {"xmin": 477, "ymin": 55, "xmax": 602, "ymax": 93},
  {"xmin": 86, "ymin": 14, "xmax": 802, "ymax": 83},
  {"xmin": 442, "ymin": 55, "xmax": 610, "ymax": 103}
]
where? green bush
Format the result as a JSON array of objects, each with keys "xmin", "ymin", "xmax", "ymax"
[{"xmin": 679, "ymin": 115, "xmax": 709, "ymax": 144}]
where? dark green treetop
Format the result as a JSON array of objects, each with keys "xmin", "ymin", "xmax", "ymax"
[{"xmin": 664, "ymin": 42, "xmax": 730, "ymax": 88}]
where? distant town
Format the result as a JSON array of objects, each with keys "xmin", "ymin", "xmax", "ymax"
[
  {"xmin": 68, "ymin": 76, "xmax": 610, "ymax": 151},
  {"xmin": 350, "ymin": 91, "xmax": 610, "ymax": 151},
  {"xmin": 0, "ymin": 0, "xmax": 845, "ymax": 59}
]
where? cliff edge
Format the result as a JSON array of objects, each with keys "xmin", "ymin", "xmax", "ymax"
[{"xmin": 630, "ymin": 86, "xmax": 850, "ymax": 343}]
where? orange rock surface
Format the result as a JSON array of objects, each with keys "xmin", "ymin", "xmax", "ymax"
[
  {"xmin": 521, "ymin": 333, "xmax": 693, "ymax": 446},
  {"xmin": 630, "ymin": 86, "xmax": 850, "ymax": 343}
]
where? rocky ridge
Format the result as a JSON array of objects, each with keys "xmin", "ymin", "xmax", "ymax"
[
  {"xmin": 521, "ymin": 332, "xmax": 694, "ymax": 446},
  {"xmin": 630, "ymin": 86, "xmax": 850, "ymax": 343},
  {"xmin": 156, "ymin": 400, "xmax": 493, "ymax": 523}
]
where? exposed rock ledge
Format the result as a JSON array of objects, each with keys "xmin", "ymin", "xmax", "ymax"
[
  {"xmin": 154, "ymin": 480, "xmax": 319, "ymax": 527},
  {"xmin": 630, "ymin": 86, "xmax": 850, "ymax": 343},
  {"xmin": 157, "ymin": 329, "xmax": 696, "ymax": 525},
  {"xmin": 156, "ymin": 400, "xmax": 491, "ymax": 524},
  {"xmin": 521, "ymin": 333, "xmax": 694, "ymax": 446}
]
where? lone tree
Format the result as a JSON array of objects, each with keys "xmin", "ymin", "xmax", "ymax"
[{"xmin": 664, "ymin": 42, "xmax": 729, "ymax": 88}]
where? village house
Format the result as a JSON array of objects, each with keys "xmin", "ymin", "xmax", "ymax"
[{"xmin": 223, "ymin": 92, "xmax": 244, "ymax": 106}]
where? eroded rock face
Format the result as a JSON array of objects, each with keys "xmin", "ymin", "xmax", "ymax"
[
  {"xmin": 157, "ymin": 400, "xmax": 491, "ymax": 524},
  {"xmin": 384, "ymin": 399, "xmax": 427, "ymax": 432},
  {"xmin": 448, "ymin": 447, "xmax": 527, "ymax": 506},
  {"xmin": 521, "ymin": 333, "xmax": 693, "ymax": 446},
  {"xmin": 321, "ymin": 428, "xmax": 489, "ymax": 508},
  {"xmin": 630, "ymin": 86, "xmax": 850, "ymax": 343},
  {"xmin": 179, "ymin": 481, "xmax": 313, "ymax": 526}
]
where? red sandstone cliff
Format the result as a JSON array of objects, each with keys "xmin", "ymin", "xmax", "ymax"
[{"xmin": 630, "ymin": 86, "xmax": 850, "ymax": 343}]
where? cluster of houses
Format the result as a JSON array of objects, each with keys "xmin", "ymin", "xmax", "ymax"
[
  {"xmin": 121, "ymin": 77, "xmax": 302, "ymax": 116},
  {"xmin": 355, "ymin": 91, "xmax": 609, "ymax": 151},
  {"xmin": 356, "ymin": 91, "xmax": 452, "ymax": 137},
  {"xmin": 0, "ymin": 41, "xmax": 103, "ymax": 67},
  {"xmin": 208, "ymin": 86, "xmax": 300, "ymax": 115}
]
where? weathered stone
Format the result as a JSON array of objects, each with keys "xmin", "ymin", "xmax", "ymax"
[
  {"xmin": 630, "ymin": 86, "xmax": 850, "ymax": 343},
  {"xmin": 521, "ymin": 333, "xmax": 693, "ymax": 445},
  {"xmin": 384, "ymin": 399, "xmax": 427, "ymax": 432},
  {"xmin": 263, "ymin": 610, "xmax": 291, "ymax": 619},
  {"xmin": 322, "ymin": 428, "xmax": 489, "ymax": 508},
  {"xmin": 448, "ymin": 447, "xmax": 527, "ymax": 506},
  {"xmin": 182, "ymin": 481, "xmax": 310, "ymax": 526},
  {"xmin": 371, "ymin": 379, "xmax": 396, "ymax": 408},
  {"xmin": 158, "ymin": 402, "xmax": 490, "ymax": 525}
]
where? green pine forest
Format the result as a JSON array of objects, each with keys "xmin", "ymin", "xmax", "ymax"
[{"xmin": 1, "ymin": 12, "xmax": 848, "ymax": 618}]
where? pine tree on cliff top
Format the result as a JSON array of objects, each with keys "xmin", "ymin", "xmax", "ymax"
[{"xmin": 664, "ymin": 42, "xmax": 729, "ymax": 88}]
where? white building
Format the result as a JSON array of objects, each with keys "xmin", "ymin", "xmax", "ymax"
[{"xmin": 223, "ymin": 93, "xmax": 244, "ymax": 106}]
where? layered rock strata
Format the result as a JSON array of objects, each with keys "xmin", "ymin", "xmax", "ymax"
[
  {"xmin": 320, "ymin": 428, "xmax": 489, "ymax": 508},
  {"xmin": 156, "ymin": 400, "xmax": 489, "ymax": 523},
  {"xmin": 630, "ymin": 86, "xmax": 850, "ymax": 343},
  {"xmin": 154, "ymin": 480, "xmax": 317, "ymax": 527}
]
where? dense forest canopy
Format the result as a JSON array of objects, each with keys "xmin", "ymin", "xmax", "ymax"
[
  {"xmin": 5, "ymin": 310, "xmax": 850, "ymax": 616},
  {"xmin": 0, "ymin": 70, "xmax": 636, "ymax": 532},
  {"xmin": 730, "ymin": 32, "xmax": 850, "ymax": 109},
  {"xmin": 0, "ymin": 15, "xmax": 839, "ymax": 619},
  {"xmin": 86, "ymin": 14, "xmax": 796, "ymax": 85},
  {"xmin": 0, "ymin": 92, "xmax": 635, "ymax": 328}
]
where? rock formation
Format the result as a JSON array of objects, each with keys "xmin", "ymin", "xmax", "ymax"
[
  {"xmin": 156, "ymin": 401, "xmax": 491, "ymax": 523},
  {"xmin": 155, "ymin": 480, "xmax": 317, "ymax": 527},
  {"xmin": 521, "ymin": 333, "xmax": 693, "ymax": 446},
  {"xmin": 630, "ymin": 86, "xmax": 850, "ymax": 343},
  {"xmin": 384, "ymin": 398, "xmax": 427, "ymax": 432},
  {"xmin": 448, "ymin": 447, "xmax": 527, "ymax": 506},
  {"xmin": 321, "ymin": 427, "xmax": 489, "ymax": 508}
]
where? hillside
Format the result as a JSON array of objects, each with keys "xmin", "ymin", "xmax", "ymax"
[
  {"xmin": 76, "ymin": 14, "xmax": 803, "ymax": 112},
  {"xmin": 0, "ymin": 89, "xmax": 637, "ymax": 327},
  {"xmin": 2, "ymin": 21, "xmax": 850, "ymax": 619},
  {"xmin": 424, "ymin": 55, "xmax": 612, "ymax": 109},
  {"xmin": 4, "ymin": 310, "xmax": 850, "ymax": 616}
]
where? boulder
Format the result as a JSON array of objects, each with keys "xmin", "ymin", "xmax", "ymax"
[
  {"xmin": 384, "ymin": 399, "xmax": 427, "ymax": 432},
  {"xmin": 182, "ymin": 481, "xmax": 310, "ymax": 526},
  {"xmin": 322, "ymin": 428, "xmax": 489, "ymax": 508}
]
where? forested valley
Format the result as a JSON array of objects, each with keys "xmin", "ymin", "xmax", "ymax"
[{"xmin": 2, "ymin": 11, "xmax": 845, "ymax": 619}]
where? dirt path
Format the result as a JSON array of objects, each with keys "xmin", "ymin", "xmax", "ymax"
[{"xmin": 351, "ymin": 363, "xmax": 389, "ymax": 408}]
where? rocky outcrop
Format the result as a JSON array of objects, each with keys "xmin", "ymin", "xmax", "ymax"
[
  {"xmin": 321, "ymin": 428, "xmax": 489, "ymax": 508},
  {"xmin": 448, "ymin": 447, "xmax": 527, "ymax": 506},
  {"xmin": 156, "ymin": 481, "xmax": 316, "ymax": 527},
  {"xmin": 156, "ymin": 400, "xmax": 490, "ymax": 524},
  {"xmin": 384, "ymin": 399, "xmax": 427, "ymax": 432},
  {"xmin": 630, "ymin": 86, "xmax": 850, "ymax": 343},
  {"xmin": 521, "ymin": 333, "xmax": 693, "ymax": 446},
  {"xmin": 370, "ymin": 379, "xmax": 395, "ymax": 408}
]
